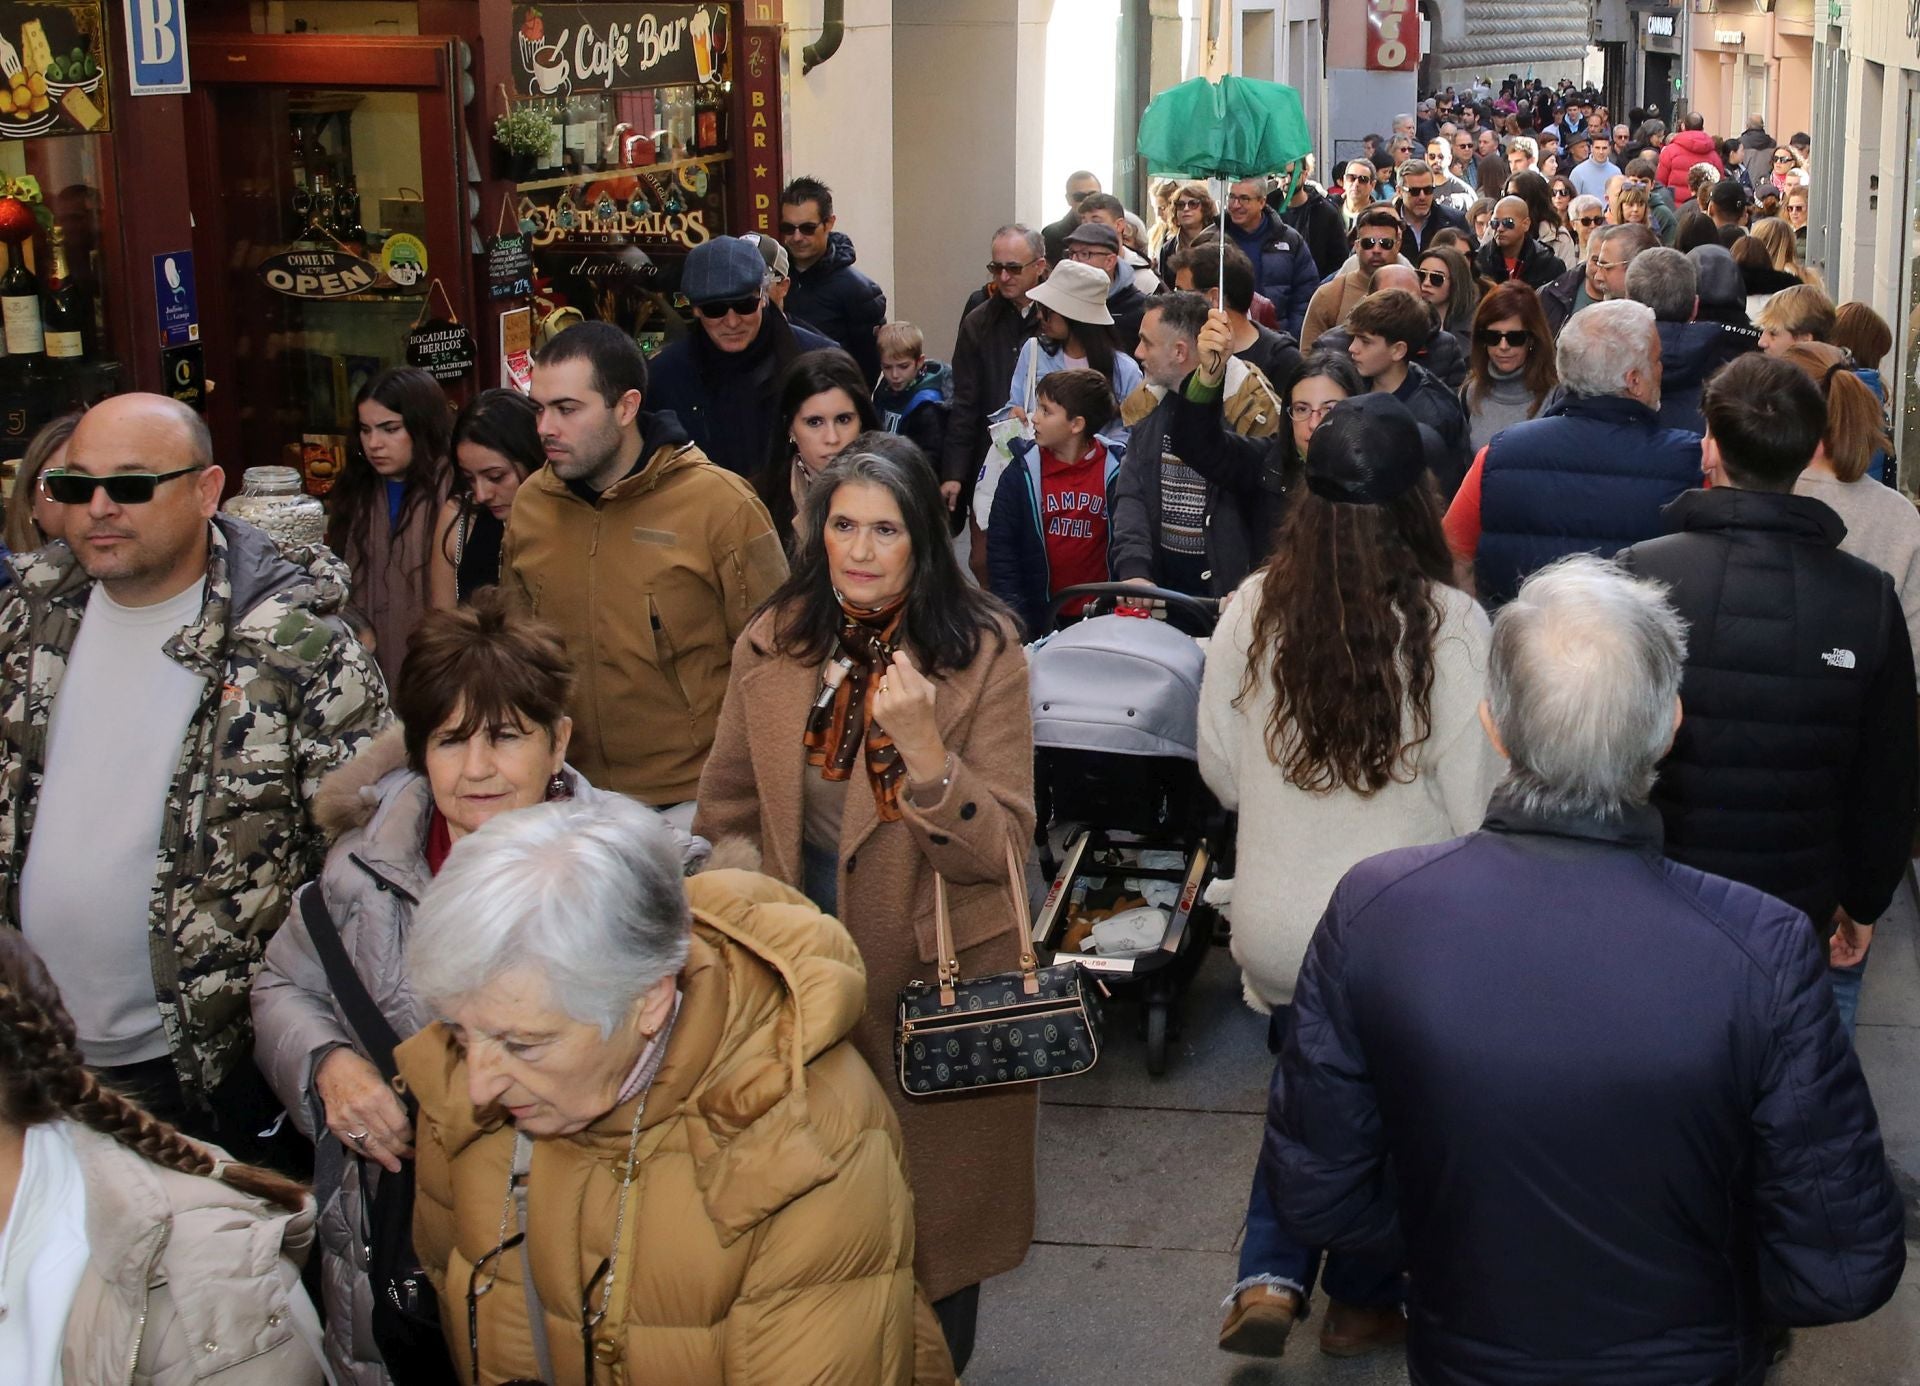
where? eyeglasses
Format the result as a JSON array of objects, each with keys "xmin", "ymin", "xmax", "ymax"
[
  {"xmin": 43, "ymin": 466, "xmax": 205, "ymax": 506},
  {"xmin": 1576, "ymin": 215, "xmax": 1607, "ymax": 227},
  {"xmin": 467, "ymin": 1231, "xmax": 528, "ymax": 1386},
  {"xmin": 987, "ymin": 259, "xmax": 1036, "ymax": 276},
  {"xmin": 1415, "ymin": 269, "xmax": 1449, "ymax": 287},
  {"xmin": 1356, "ymin": 236, "xmax": 1397, "ymax": 250},
  {"xmin": 1478, "ymin": 329, "xmax": 1533, "ymax": 348},
  {"xmin": 1491, "ymin": 217, "xmax": 1521, "ymax": 231},
  {"xmin": 778, "ymin": 219, "xmax": 821, "ymax": 236},
  {"xmin": 1344, "ymin": 172, "xmax": 1375, "ymax": 183},
  {"xmin": 1286, "ymin": 401, "xmax": 1339, "ymax": 423},
  {"xmin": 1227, "ymin": 193, "xmax": 1262, "ymax": 204},
  {"xmin": 696, "ymin": 296, "xmax": 761, "ymax": 320},
  {"xmin": 1069, "ymin": 245, "xmax": 1117, "ymax": 260},
  {"xmin": 1174, "ymin": 198, "xmax": 1203, "ymax": 209},
  {"xmin": 1587, "ymin": 258, "xmax": 1626, "ymax": 274}
]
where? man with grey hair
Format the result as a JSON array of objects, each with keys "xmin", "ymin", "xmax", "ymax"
[
  {"xmin": 1442, "ymin": 300, "xmax": 1703, "ymax": 605},
  {"xmin": 1261, "ymin": 551, "xmax": 1906, "ymax": 1385},
  {"xmin": 1626, "ymin": 246, "xmax": 1753, "ymax": 433},
  {"xmin": 1541, "ymin": 221, "xmax": 1656, "ymax": 333}
]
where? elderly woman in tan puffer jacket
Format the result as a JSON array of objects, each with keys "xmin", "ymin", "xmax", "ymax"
[
  {"xmin": 251, "ymin": 594, "xmax": 694, "ymax": 1386},
  {"xmin": 397, "ymin": 794, "xmax": 949, "ymax": 1384}
]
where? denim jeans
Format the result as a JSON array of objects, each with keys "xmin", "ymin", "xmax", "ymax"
[
  {"xmin": 1229, "ymin": 1006, "xmax": 1404, "ymax": 1313},
  {"xmin": 1830, "ymin": 956, "xmax": 1867, "ymax": 1037}
]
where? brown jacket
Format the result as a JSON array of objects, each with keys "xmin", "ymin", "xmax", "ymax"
[
  {"xmin": 400, "ymin": 868, "xmax": 937, "ymax": 1385},
  {"xmin": 694, "ymin": 608, "xmax": 1039, "ymax": 1301},
  {"xmin": 500, "ymin": 416, "xmax": 788, "ymax": 805},
  {"xmin": 1300, "ymin": 262, "xmax": 1374, "ymax": 350}
]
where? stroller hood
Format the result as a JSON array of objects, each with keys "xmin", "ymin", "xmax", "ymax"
[{"xmin": 1029, "ymin": 614, "xmax": 1205, "ymax": 759}]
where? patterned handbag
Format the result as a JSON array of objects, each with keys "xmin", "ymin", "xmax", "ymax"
[{"xmin": 896, "ymin": 839, "xmax": 1103, "ymax": 1096}]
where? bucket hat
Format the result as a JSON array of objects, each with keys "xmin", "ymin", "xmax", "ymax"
[{"xmin": 1025, "ymin": 260, "xmax": 1115, "ymax": 326}]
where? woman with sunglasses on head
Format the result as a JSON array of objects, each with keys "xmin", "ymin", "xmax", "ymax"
[
  {"xmin": 3, "ymin": 412, "xmax": 79, "ymax": 569},
  {"xmin": 1207, "ymin": 395, "xmax": 1502, "ymax": 1362},
  {"xmin": 328, "ymin": 366, "xmax": 451, "ymax": 683},
  {"xmin": 0, "ymin": 929, "xmax": 328, "ymax": 1385},
  {"xmin": 1416, "ymin": 245, "xmax": 1478, "ymax": 337},
  {"xmin": 696, "ymin": 437, "xmax": 1037, "ymax": 1376},
  {"xmin": 430, "ymin": 388, "xmax": 542, "ymax": 608},
  {"xmin": 1462, "ymin": 282, "xmax": 1559, "ymax": 453},
  {"xmin": 754, "ymin": 347, "xmax": 881, "ymax": 551},
  {"xmin": 1157, "ymin": 180, "xmax": 1219, "ymax": 282}
]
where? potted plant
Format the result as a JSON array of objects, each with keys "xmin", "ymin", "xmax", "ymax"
[{"xmin": 495, "ymin": 104, "xmax": 550, "ymax": 183}]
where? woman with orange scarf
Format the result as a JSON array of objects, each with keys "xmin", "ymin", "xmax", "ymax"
[{"xmin": 695, "ymin": 434, "xmax": 1038, "ymax": 1378}]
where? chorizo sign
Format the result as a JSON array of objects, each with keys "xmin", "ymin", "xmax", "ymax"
[{"xmin": 1365, "ymin": 0, "xmax": 1418, "ymax": 71}]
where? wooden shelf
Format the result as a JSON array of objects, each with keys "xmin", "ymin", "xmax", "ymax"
[{"xmin": 513, "ymin": 151, "xmax": 732, "ymax": 195}]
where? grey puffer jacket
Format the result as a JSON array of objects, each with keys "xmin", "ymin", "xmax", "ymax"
[
  {"xmin": 252, "ymin": 728, "xmax": 694, "ymax": 1386},
  {"xmin": 61, "ymin": 1124, "xmax": 326, "ymax": 1385}
]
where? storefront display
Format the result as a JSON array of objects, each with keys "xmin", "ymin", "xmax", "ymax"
[{"xmin": 501, "ymin": 2, "xmax": 739, "ymax": 358}]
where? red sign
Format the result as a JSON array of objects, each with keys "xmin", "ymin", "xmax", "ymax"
[
  {"xmin": 1365, "ymin": 0, "xmax": 1418, "ymax": 71},
  {"xmin": 739, "ymin": 25, "xmax": 782, "ymax": 235}
]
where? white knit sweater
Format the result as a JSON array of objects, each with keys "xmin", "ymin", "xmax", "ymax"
[{"xmin": 1198, "ymin": 577, "xmax": 1504, "ymax": 1011}]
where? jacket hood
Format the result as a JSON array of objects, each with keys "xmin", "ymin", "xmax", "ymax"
[
  {"xmin": 400, "ymin": 868, "xmax": 872, "ymax": 1244},
  {"xmin": 800, "ymin": 230, "xmax": 859, "ymax": 278},
  {"xmin": 1654, "ymin": 319, "xmax": 1744, "ymax": 390},
  {"xmin": 314, "ymin": 723, "xmax": 412, "ymax": 838},
  {"xmin": 1661, "ymin": 486, "xmax": 1846, "ymax": 546},
  {"xmin": 537, "ymin": 409, "xmax": 706, "ymax": 506},
  {"xmin": 1687, "ymin": 245, "xmax": 1746, "ymax": 310},
  {"xmin": 1670, "ymin": 129, "xmax": 1719, "ymax": 158}
]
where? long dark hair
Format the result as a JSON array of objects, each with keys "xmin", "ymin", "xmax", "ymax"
[
  {"xmin": 443, "ymin": 388, "xmax": 541, "ymax": 564},
  {"xmin": 1466, "ymin": 281, "xmax": 1558, "ymax": 414},
  {"xmin": 759, "ymin": 433, "xmax": 1011, "ymax": 675},
  {"xmin": 1504, "ymin": 169, "xmax": 1561, "ymax": 235},
  {"xmin": 1239, "ymin": 413, "xmax": 1455, "ymax": 795},
  {"xmin": 0, "ymin": 930, "xmax": 306, "ymax": 1213},
  {"xmin": 756, "ymin": 349, "xmax": 880, "ymax": 547},
  {"xmin": 328, "ymin": 366, "xmax": 450, "ymax": 600},
  {"xmin": 1043, "ymin": 310, "xmax": 1121, "ymax": 392}
]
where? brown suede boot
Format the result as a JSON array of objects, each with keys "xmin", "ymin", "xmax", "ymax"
[
  {"xmin": 1317, "ymin": 1298, "xmax": 1407, "ymax": 1357},
  {"xmin": 1218, "ymin": 1283, "xmax": 1299, "ymax": 1357}
]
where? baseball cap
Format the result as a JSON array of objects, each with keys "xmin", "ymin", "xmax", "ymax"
[
  {"xmin": 679, "ymin": 236, "xmax": 766, "ymax": 305},
  {"xmin": 1304, "ymin": 395, "xmax": 1427, "ymax": 506},
  {"xmin": 1064, "ymin": 222, "xmax": 1122, "ymax": 252},
  {"xmin": 739, "ymin": 231, "xmax": 790, "ymax": 282},
  {"xmin": 1709, "ymin": 179, "xmax": 1750, "ymax": 214}
]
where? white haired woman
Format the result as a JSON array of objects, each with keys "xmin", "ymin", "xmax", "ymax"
[
  {"xmin": 251, "ymin": 593, "xmax": 692, "ymax": 1386},
  {"xmin": 395, "ymin": 795, "xmax": 936, "ymax": 1384}
]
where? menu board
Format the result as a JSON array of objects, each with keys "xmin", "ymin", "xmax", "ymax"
[{"xmin": 510, "ymin": 3, "xmax": 727, "ymax": 98}]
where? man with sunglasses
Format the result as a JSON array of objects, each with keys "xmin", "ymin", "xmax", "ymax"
[
  {"xmin": 647, "ymin": 234, "xmax": 836, "ymax": 479},
  {"xmin": 1042, "ymin": 169, "xmax": 1102, "ymax": 267},
  {"xmin": 1302, "ymin": 206, "xmax": 1407, "ymax": 349},
  {"xmin": 1338, "ymin": 159, "xmax": 1377, "ymax": 231},
  {"xmin": 1397, "ymin": 161, "xmax": 1471, "ymax": 255},
  {"xmin": 1472, "ymin": 195, "xmax": 1566, "ymax": 291},
  {"xmin": 777, "ymin": 175, "xmax": 887, "ymax": 382},
  {"xmin": 1425, "ymin": 138, "xmax": 1476, "ymax": 215},
  {"xmin": 0, "ymin": 393, "xmax": 387, "ymax": 1160}
]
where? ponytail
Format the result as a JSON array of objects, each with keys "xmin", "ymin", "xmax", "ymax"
[
  {"xmin": 0, "ymin": 932, "xmax": 307, "ymax": 1213},
  {"xmin": 1822, "ymin": 367, "xmax": 1893, "ymax": 484}
]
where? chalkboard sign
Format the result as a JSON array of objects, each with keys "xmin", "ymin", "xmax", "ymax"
[
  {"xmin": 510, "ymin": 3, "xmax": 727, "ymax": 98},
  {"xmin": 486, "ymin": 232, "xmax": 533, "ymax": 300},
  {"xmin": 406, "ymin": 318, "xmax": 477, "ymax": 383}
]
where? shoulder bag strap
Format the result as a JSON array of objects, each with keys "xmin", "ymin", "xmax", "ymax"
[
  {"xmin": 299, "ymin": 885, "xmax": 403, "ymax": 1082},
  {"xmin": 931, "ymin": 836, "xmax": 1041, "ymax": 1005},
  {"xmin": 512, "ymin": 1131, "xmax": 557, "ymax": 1386}
]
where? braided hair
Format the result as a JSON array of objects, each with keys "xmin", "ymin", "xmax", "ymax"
[{"xmin": 0, "ymin": 930, "xmax": 306, "ymax": 1212}]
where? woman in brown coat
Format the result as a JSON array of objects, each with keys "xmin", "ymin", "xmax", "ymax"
[{"xmin": 695, "ymin": 435, "xmax": 1039, "ymax": 1374}]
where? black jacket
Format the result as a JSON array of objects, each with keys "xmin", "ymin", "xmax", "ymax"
[
  {"xmin": 1237, "ymin": 323, "xmax": 1304, "ymax": 392},
  {"xmin": 939, "ymin": 294, "xmax": 1040, "ymax": 489},
  {"xmin": 1619, "ymin": 488, "xmax": 1918, "ymax": 929},
  {"xmin": 1539, "ymin": 264, "xmax": 1589, "ymax": 334},
  {"xmin": 1650, "ymin": 318, "xmax": 1755, "ymax": 434},
  {"xmin": 1041, "ymin": 211, "xmax": 1080, "ymax": 270},
  {"xmin": 783, "ymin": 231, "xmax": 888, "ymax": 381},
  {"xmin": 1474, "ymin": 234, "xmax": 1566, "ymax": 290},
  {"xmin": 1163, "ymin": 380, "xmax": 1296, "ymax": 576},
  {"xmin": 1267, "ymin": 790, "xmax": 1907, "ymax": 1386},
  {"xmin": 1272, "ymin": 185, "xmax": 1350, "ymax": 290},
  {"xmin": 1109, "ymin": 387, "xmax": 1270, "ymax": 598},
  {"xmin": 644, "ymin": 309, "xmax": 837, "ymax": 476},
  {"xmin": 1402, "ymin": 198, "xmax": 1471, "ymax": 255},
  {"xmin": 1393, "ymin": 363, "xmax": 1471, "ymax": 498}
]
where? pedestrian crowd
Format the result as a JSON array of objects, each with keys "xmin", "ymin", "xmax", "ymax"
[{"xmin": 0, "ymin": 80, "xmax": 1908, "ymax": 1386}]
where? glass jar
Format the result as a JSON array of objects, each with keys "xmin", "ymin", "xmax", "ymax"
[{"xmin": 224, "ymin": 465, "xmax": 328, "ymax": 553}]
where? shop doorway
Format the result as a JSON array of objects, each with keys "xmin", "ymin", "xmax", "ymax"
[
  {"xmin": 1644, "ymin": 54, "xmax": 1673, "ymax": 116},
  {"xmin": 183, "ymin": 34, "xmax": 474, "ymax": 490}
]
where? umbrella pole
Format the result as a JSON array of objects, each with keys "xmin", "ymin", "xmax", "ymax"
[{"xmin": 1217, "ymin": 177, "xmax": 1227, "ymax": 313}]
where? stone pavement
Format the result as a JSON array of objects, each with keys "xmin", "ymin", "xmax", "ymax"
[{"xmin": 966, "ymin": 871, "xmax": 1920, "ymax": 1385}]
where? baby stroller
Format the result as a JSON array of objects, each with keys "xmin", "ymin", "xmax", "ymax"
[{"xmin": 1027, "ymin": 583, "xmax": 1229, "ymax": 1075}]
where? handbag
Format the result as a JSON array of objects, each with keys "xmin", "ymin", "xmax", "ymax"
[
  {"xmin": 896, "ymin": 839, "xmax": 1103, "ymax": 1095},
  {"xmin": 299, "ymin": 887, "xmax": 461, "ymax": 1386},
  {"xmin": 972, "ymin": 343, "xmax": 1039, "ymax": 529}
]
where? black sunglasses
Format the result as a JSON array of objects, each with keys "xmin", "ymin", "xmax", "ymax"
[
  {"xmin": 1402, "ymin": 184, "xmax": 1434, "ymax": 196},
  {"xmin": 1576, "ymin": 215, "xmax": 1607, "ymax": 227},
  {"xmin": 1415, "ymin": 269, "xmax": 1449, "ymax": 287},
  {"xmin": 986, "ymin": 259, "xmax": 1035, "ymax": 275},
  {"xmin": 778, "ymin": 219, "xmax": 821, "ymax": 236},
  {"xmin": 696, "ymin": 296, "xmax": 761, "ymax": 320},
  {"xmin": 43, "ymin": 465, "xmax": 205, "ymax": 506},
  {"xmin": 1491, "ymin": 217, "xmax": 1521, "ymax": 231},
  {"xmin": 1478, "ymin": 328, "xmax": 1533, "ymax": 348},
  {"xmin": 1356, "ymin": 236, "xmax": 1397, "ymax": 250},
  {"xmin": 1174, "ymin": 198, "xmax": 1204, "ymax": 209}
]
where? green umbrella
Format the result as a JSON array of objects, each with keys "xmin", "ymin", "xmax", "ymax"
[{"xmin": 1136, "ymin": 75, "xmax": 1312, "ymax": 291}]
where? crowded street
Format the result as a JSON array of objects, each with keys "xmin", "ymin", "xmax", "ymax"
[{"xmin": 2, "ymin": 1, "xmax": 1919, "ymax": 1383}]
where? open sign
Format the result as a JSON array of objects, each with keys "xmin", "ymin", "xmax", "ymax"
[{"xmin": 257, "ymin": 248, "xmax": 381, "ymax": 299}]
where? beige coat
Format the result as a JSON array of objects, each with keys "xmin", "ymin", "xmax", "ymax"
[
  {"xmin": 400, "ymin": 868, "xmax": 939, "ymax": 1385},
  {"xmin": 60, "ymin": 1125, "xmax": 325, "ymax": 1385},
  {"xmin": 694, "ymin": 608, "xmax": 1039, "ymax": 1302}
]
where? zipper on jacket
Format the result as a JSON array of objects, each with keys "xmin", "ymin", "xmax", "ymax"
[
  {"xmin": 901, "ymin": 998, "xmax": 1089, "ymax": 1035},
  {"xmin": 348, "ymin": 852, "xmax": 421, "ymax": 905},
  {"xmin": 125, "ymin": 1302, "xmax": 147, "ymax": 1386}
]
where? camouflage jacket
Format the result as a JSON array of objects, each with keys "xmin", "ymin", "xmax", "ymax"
[{"xmin": 0, "ymin": 518, "xmax": 389, "ymax": 1105}]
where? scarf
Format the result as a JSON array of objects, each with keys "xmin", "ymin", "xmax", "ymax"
[{"xmin": 804, "ymin": 594, "xmax": 908, "ymax": 821}]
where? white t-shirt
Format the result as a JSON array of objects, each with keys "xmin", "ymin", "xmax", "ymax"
[
  {"xmin": 20, "ymin": 580, "xmax": 208, "ymax": 1066},
  {"xmin": 0, "ymin": 1121, "xmax": 90, "ymax": 1386}
]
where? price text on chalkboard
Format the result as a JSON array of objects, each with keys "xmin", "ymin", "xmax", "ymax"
[
  {"xmin": 406, "ymin": 318, "xmax": 478, "ymax": 382},
  {"xmin": 487, "ymin": 232, "xmax": 534, "ymax": 300}
]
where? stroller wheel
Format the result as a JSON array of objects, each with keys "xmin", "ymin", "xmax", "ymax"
[{"xmin": 1145, "ymin": 1001, "xmax": 1170, "ymax": 1077}]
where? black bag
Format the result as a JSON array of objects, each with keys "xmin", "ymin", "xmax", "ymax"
[
  {"xmin": 300, "ymin": 887, "xmax": 460, "ymax": 1386},
  {"xmin": 896, "ymin": 839, "xmax": 1103, "ymax": 1096}
]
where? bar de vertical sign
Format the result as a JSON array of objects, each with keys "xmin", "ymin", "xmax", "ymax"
[{"xmin": 123, "ymin": 0, "xmax": 191, "ymax": 96}]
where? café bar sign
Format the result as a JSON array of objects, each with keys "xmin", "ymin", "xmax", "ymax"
[{"xmin": 512, "ymin": 3, "xmax": 727, "ymax": 97}]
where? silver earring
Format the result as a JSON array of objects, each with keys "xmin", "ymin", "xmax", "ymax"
[{"xmin": 547, "ymin": 771, "xmax": 569, "ymax": 800}]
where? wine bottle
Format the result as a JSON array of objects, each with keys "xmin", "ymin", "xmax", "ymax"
[
  {"xmin": 43, "ymin": 231, "xmax": 83, "ymax": 365},
  {"xmin": 2, "ymin": 242, "xmax": 45, "ymax": 361}
]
